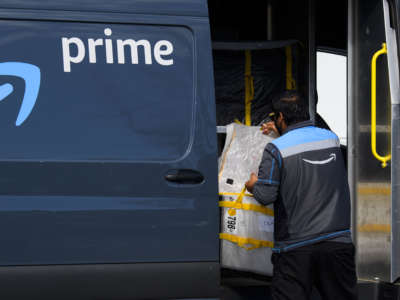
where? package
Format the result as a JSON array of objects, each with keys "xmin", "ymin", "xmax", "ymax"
[{"xmin": 218, "ymin": 123, "xmax": 276, "ymax": 276}]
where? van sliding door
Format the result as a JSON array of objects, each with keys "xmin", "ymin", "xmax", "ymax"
[
  {"xmin": 348, "ymin": 0, "xmax": 392, "ymax": 283},
  {"xmin": 382, "ymin": 0, "xmax": 400, "ymax": 284}
]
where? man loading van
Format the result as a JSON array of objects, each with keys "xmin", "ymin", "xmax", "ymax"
[{"xmin": 245, "ymin": 91, "xmax": 357, "ymax": 300}]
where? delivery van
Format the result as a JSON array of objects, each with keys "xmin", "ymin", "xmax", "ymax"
[{"xmin": 0, "ymin": 0, "xmax": 399, "ymax": 299}]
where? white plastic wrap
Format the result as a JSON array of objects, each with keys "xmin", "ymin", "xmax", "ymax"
[{"xmin": 219, "ymin": 123, "xmax": 276, "ymax": 276}]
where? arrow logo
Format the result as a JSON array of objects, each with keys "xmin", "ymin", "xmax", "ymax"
[
  {"xmin": 0, "ymin": 62, "xmax": 41, "ymax": 126},
  {"xmin": 303, "ymin": 153, "xmax": 336, "ymax": 165}
]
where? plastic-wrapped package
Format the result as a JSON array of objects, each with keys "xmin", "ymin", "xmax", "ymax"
[
  {"xmin": 218, "ymin": 123, "xmax": 277, "ymax": 276},
  {"xmin": 213, "ymin": 41, "xmax": 303, "ymax": 126}
]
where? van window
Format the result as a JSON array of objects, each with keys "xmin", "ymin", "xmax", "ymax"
[
  {"xmin": 0, "ymin": 21, "xmax": 194, "ymax": 161},
  {"xmin": 316, "ymin": 50, "xmax": 347, "ymax": 144}
]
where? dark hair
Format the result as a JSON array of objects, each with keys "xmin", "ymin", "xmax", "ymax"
[{"xmin": 272, "ymin": 90, "xmax": 310, "ymax": 126}]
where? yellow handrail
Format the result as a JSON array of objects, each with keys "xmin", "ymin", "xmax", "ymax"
[{"xmin": 371, "ymin": 43, "xmax": 391, "ymax": 168}]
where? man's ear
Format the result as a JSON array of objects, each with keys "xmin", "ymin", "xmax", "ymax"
[{"xmin": 278, "ymin": 112, "xmax": 288, "ymax": 128}]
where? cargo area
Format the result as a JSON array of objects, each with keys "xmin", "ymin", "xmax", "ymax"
[{"xmin": 207, "ymin": 0, "xmax": 348, "ymax": 288}]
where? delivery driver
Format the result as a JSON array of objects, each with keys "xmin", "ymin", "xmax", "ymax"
[{"xmin": 245, "ymin": 91, "xmax": 357, "ymax": 300}]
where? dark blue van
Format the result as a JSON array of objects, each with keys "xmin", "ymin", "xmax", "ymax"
[{"xmin": 4, "ymin": 0, "xmax": 395, "ymax": 299}]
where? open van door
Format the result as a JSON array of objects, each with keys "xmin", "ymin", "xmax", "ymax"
[{"xmin": 349, "ymin": 0, "xmax": 393, "ymax": 286}]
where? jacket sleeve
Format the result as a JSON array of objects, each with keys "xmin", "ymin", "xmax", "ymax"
[{"xmin": 252, "ymin": 143, "xmax": 281, "ymax": 206}]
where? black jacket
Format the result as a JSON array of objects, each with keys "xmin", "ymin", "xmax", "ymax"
[{"xmin": 252, "ymin": 120, "xmax": 352, "ymax": 252}]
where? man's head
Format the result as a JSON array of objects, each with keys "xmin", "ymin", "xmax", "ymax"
[{"xmin": 272, "ymin": 90, "xmax": 310, "ymax": 134}]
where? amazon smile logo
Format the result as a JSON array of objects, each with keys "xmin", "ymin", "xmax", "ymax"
[
  {"xmin": 303, "ymin": 153, "xmax": 336, "ymax": 165},
  {"xmin": 0, "ymin": 62, "xmax": 41, "ymax": 126}
]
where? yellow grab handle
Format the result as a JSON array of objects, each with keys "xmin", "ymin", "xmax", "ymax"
[{"xmin": 371, "ymin": 43, "xmax": 391, "ymax": 168}]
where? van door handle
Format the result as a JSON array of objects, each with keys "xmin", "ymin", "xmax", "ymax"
[{"xmin": 165, "ymin": 169, "xmax": 204, "ymax": 184}]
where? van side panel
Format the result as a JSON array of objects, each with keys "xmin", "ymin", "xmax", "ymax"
[
  {"xmin": 0, "ymin": 0, "xmax": 208, "ymax": 17},
  {"xmin": 0, "ymin": 262, "xmax": 220, "ymax": 299}
]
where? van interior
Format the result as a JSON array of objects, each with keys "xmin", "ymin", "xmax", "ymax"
[{"xmin": 207, "ymin": 0, "xmax": 347, "ymax": 286}]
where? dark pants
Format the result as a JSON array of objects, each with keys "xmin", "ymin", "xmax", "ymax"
[{"xmin": 271, "ymin": 241, "xmax": 357, "ymax": 300}]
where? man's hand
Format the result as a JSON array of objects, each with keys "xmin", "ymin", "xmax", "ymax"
[
  {"xmin": 261, "ymin": 121, "xmax": 279, "ymax": 136},
  {"xmin": 245, "ymin": 173, "xmax": 258, "ymax": 193}
]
